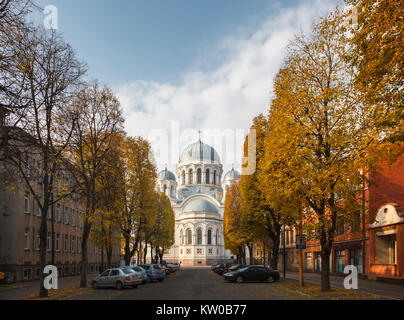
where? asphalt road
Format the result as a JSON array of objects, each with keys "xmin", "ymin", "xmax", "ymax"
[{"xmin": 61, "ymin": 267, "xmax": 302, "ymax": 300}]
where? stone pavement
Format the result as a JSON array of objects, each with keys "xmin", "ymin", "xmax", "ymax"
[{"xmin": 285, "ymin": 271, "xmax": 404, "ymax": 300}]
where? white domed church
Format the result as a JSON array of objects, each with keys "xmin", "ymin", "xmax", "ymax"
[{"xmin": 157, "ymin": 139, "xmax": 240, "ymax": 266}]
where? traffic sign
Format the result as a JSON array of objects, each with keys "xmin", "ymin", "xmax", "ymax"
[{"xmin": 296, "ymin": 235, "xmax": 306, "ymax": 250}]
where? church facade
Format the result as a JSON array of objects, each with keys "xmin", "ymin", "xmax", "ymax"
[{"xmin": 157, "ymin": 140, "xmax": 240, "ymax": 266}]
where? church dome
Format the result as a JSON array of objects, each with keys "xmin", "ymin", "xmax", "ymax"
[
  {"xmin": 179, "ymin": 140, "xmax": 221, "ymax": 165},
  {"xmin": 223, "ymin": 168, "xmax": 240, "ymax": 182},
  {"xmin": 158, "ymin": 168, "xmax": 176, "ymax": 181},
  {"xmin": 183, "ymin": 198, "xmax": 219, "ymax": 214}
]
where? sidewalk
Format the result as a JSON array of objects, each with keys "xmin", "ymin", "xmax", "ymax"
[
  {"xmin": 0, "ymin": 274, "xmax": 94, "ymax": 300},
  {"xmin": 285, "ymin": 271, "xmax": 404, "ymax": 300}
]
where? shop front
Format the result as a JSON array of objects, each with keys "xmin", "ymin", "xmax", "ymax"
[{"xmin": 368, "ymin": 204, "xmax": 404, "ymax": 281}]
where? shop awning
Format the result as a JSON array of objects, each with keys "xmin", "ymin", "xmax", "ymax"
[{"xmin": 333, "ymin": 240, "xmax": 363, "ymax": 251}]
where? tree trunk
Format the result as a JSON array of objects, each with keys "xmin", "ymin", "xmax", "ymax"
[
  {"xmin": 247, "ymin": 244, "xmax": 254, "ymax": 265},
  {"xmin": 80, "ymin": 222, "xmax": 91, "ymax": 288},
  {"xmin": 39, "ymin": 207, "xmax": 48, "ymax": 298},
  {"xmin": 143, "ymin": 242, "xmax": 148, "ymax": 264},
  {"xmin": 321, "ymin": 247, "xmax": 331, "ymax": 291}
]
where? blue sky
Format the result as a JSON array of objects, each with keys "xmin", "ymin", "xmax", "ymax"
[
  {"xmin": 32, "ymin": 0, "xmax": 338, "ymax": 173},
  {"xmin": 34, "ymin": 0, "xmax": 303, "ymax": 86}
]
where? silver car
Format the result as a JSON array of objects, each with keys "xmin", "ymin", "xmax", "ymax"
[{"xmin": 92, "ymin": 268, "xmax": 142, "ymax": 290}]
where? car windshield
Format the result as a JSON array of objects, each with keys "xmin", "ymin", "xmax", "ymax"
[
  {"xmin": 153, "ymin": 265, "xmax": 161, "ymax": 269},
  {"xmin": 134, "ymin": 267, "xmax": 143, "ymax": 272},
  {"xmin": 239, "ymin": 267, "xmax": 249, "ymax": 272},
  {"xmin": 230, "ymin": 266, "xmax": 240, "ymax": 270},
  {"xmin": 140, "ymin": 265, "xmax": 150, "ymax": 270}
]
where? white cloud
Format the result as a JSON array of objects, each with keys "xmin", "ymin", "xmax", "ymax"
[{"xmin": 116, "ymin": 0, "xmax": 335, "ymax": 173}]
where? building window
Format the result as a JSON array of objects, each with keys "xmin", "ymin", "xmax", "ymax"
[
  {"xmin": 207, "ymin": 229, "xmax": 212, "ymax": 245},
  {"xmin": 188, "ymin": 169, "xmax": 193, "ymax": 184},
  {"xmin": 24, "ymin": 229, "xmax": 30, "ymax": 250},
  {"xmin": 208, "ymin": 248, "xmax": 213, "ymax": 255},
  {"xmin": 181, "ymin": 171, "xmax": 185, "ymax": 185},
  {"xmin": 170, "ymin": 185, "xmax": 174, "ymax": 197},
  {"xmin": 23, "ymin": 269, "xmax": 32, "ymax": 281},
  {"xmin": 350, "ymin": 211, "xmax": 361, "ymax": 233},
  {"xmin": 71, "ymin": 236, "xmax": 75, "ymax": 253},
  {"xmin": 197, "ymin": 248, "xmax": 203, "ymax": 255},
  {"xmin": 56, "ymin": 234, "xmax": 60, "ymax": 252},
  {"xmin": 163, "ymin": 184, "xmax": 167, "ymax": 195},
  {"xmin": 206, "ymin": 169, "xmax": 210, "ymax": 184},
  {"xmin": 215, "ymin": 230, "xmax": 219, "ymax": 244},
  {"xmin": 56, "ymin": 204, "xmax": 61, "ymax": 222},
  {"xmin": 64, "ymin": 235, "xmax": 68, "ymax": 252},
  {"xmin": 197, "ymin": 169, "xmax": 202, "ymax": 184},
  {"xmin": 36, "ymin": 232, "xmax": 40, "ymax": 251},
  {"xmin": 213, "ymin": 171, "xmax": 217, "ymax": 185},
  {"xmin": 305, "ymin": 252, "xmax": 312, "ymax": 271},
  {"xmin": 186, "ymin": 229, "xmax": 192, "ymax": 245},
  {"xmin": 24, "ymin": 194, "xmax": 30, "ymax": 214},
  {"xmin": 47, "ymin": 232, "xmax": 51, "ymax": 251},
  {"xmin": 335, "ymin": 250, "xmax": 345, "ymax": 273},
  {"xmin": 37, "ymin": 203, "xmax": 42, "ymax": 217},
  {"xmin": 64, "ymin": 207, "xmax": 69, "ymax": 224},
  {"xmin": 196, "ymin": 229, "xmax": 202, "ymax": 245},
  {"xmin": 336, "ymin": 217, "xmax": 344, "ymax": 235},
  {"xmin": 186, "ymin": 249, "xmax": 191, "ymax": 255},
  {"xmin": 376, "ymin": 233, "xmax": 397, "ymax": 265}
]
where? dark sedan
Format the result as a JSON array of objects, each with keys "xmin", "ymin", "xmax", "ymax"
[
  {"xmin": 213, "ymin": 263, "xmax": 232, "ymax": 275},
  {"xmin": 223, "ymin": 266, "xmax": 280, "ymax": 283}
]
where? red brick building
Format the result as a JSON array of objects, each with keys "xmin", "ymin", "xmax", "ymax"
[{"xmin": 284, "ymin": 152, "xmax": 404, "ymax": 281}]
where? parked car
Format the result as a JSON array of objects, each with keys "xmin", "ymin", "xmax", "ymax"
[
  {"xmin": 223, "ymin": 266, "xmax": 280, "ymax": 283},
  {"xmin": 223, "ymin": 264, "xmax": 247, "ymax": 274},
  {"xmin": 92, "ymin": 268, "xmax": 142, "ymax": 290},
  {"xmin": 164, "ymin": 263, "xmax": 177, "ymax": 273},
  {"xmin": 139, "ymin": 264, "xmax": 166, "ymax": 282},
  {"xmin": 211, "ymin": 263, "xmax": 221, "ymax": 270},
  {"xmin": 213, "ymin": 263, "xmax": 232, "ymax": 275},
  {"xmin": 120, "ymin": 266, "xmax": 149, "ymax": 284},
  {"xmin": 158, "ymin": 264, "xmax": 171, "ymax": 275},
  {"xmin": 171, "ymin": 262, "xmax": 181, "ymax": 271}
]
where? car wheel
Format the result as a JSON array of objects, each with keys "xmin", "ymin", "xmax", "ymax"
[
  {"xmin": 236, "ymin": 276, "xmax": 244, "ymax": 283},
  {"xmin": 92, "ymin": 281, "xmax": 99, "ymax": 289},
  {"xmin": 267, "ymin": 276, "xmax": 275, "ymax": 283},
  {"xmin": 116, "ymin": 281, "xmax": 124, "ymax": 290}
]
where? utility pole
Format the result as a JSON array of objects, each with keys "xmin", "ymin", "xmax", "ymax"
[{"xmin": 298, "ymin": 212, "xmax": 304, "ymax": 287}]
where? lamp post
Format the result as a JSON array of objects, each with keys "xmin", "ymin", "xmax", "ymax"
[{"xmin": 283, "ymin": 225, "xmax": 286, "ymax": 279}]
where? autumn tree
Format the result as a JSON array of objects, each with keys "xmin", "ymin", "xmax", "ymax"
[
  {"xmin": 69, "ymin": 81, "xmax": 124, "ymax": 288},
  {"xmin": 266, "ymin": 9, "xmax": 392, "ymax": 291},
  {"xmin": 345, "ymin": 0, "xmax": 403, "ymax": 143},
  {"xmin": 150, "ymin": 192, "xmax": 175, "ymax": 264},
  {"xmin": 224, "ymin": 181, "xmax": 248, "ymax": 264},
  {"xmin": 119, "ymin": 136, "xmax": 158, "ymax": 266},
  {"xmin": 0, "ymin": 26, "xmax": 86, "ymax": 297}
]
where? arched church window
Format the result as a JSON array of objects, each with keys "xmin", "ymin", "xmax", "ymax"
[
  {"xmin": 180, "ymin": 230, "xmax": 184, "ymax": 245},
  {"xmin": 186, "ymin": 229, "xmax": 192, "ymax": 245},
  {"xmin": 170, "ymin": 185, "xmax": 174, "ymax": 197},
  {"xmin": 214, "ymin": 171, "xmax": 217, "ymax": 185},
  {"xmin": 216, "ymin": 230, "xmax": 219, "ymax": 244},
  {"xmin": 188, "ymin": 169, "xmax": 193, "ymax": 184},
  {"xmin": 197, "ymin": 169, "xmax": 202, "ymax": 184},
  {"xmin": 207, "ymin": 229, "xmax": 212, "ymax": 245},
  {"xmin": 206, "ymin": 169, "xmax": 210, "ymax": 184},
  {"xmin": 163, "ymin": 185, "xmax": 167, "ymax": 195},
  {"xmin": 197, "ymin": 228, "xmax": 202, "ymax": 245},
  {"xmin": 182, "ymin": 171, "xmax": 185, "ymax": 185}
]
